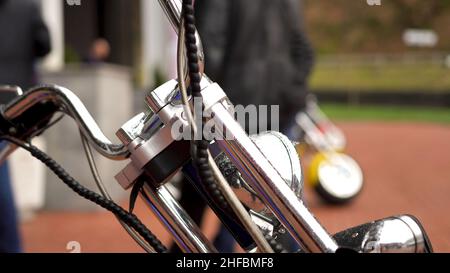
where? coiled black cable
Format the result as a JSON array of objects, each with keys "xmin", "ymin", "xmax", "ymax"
[
  {"xmin": 1, "ymin": 136, "xmax": 168, "ymax": 253},
  {"xmin": 181, "ymin": 0, "xmax": 230, "ymax": 211}
]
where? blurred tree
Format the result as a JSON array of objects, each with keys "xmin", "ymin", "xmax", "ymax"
[
  {"xmin": 303, "ymin": 0, "xmax": 450, "ymax": 53},
  {"xmin": 389, "ymin": 0, "xmax": 443, "ymax": 27}
]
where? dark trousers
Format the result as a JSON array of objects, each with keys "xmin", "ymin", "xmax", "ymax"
[
  {"xmin": 170, "ymin": 179, "xmax": 236, "ymax": 253},
  {"xmin": 0, "ymin": 141, "xmax": 22, "ymax": 253}
]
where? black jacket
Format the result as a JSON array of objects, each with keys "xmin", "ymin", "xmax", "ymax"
[
  {"xmin": 0, "ymin": 0, "xmax": 51, "ymax": 89},
  {"xmin": 195, "ymin": 0, "xmax": 314, "ymax": 123}
]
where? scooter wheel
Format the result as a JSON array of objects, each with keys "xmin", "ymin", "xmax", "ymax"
[{"xmin": 307, "ymin": 152, "xmax": 363, "ymax": 204}]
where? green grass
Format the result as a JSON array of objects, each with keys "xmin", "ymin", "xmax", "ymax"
[
  {"xmin": 310, "ymin": 63, "xmax": 450, "ymax": 93},
  {"xmin": 320, "ymin": 104, "xmax": 450, "ymax": 124}
]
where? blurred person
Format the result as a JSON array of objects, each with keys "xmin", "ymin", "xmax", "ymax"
[
  {"xmin": 0, "ymin": 0, "xmax": 51, "ymax": 252},
  {"xmin": 84, "ymin": 38, "xmax": 111, "ymax": 64},
  {"xmin": 172, "ymin": 0, "xmax": 314, "ymax": 253},
  {"xmin": 196, "ymin": 0, "xmax": 314, "ymax": 132}
]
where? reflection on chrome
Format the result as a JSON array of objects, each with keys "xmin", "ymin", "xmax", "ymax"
[
  {"xmin": 4, "ymin": 85, "xmax": 129, "ymax": 160},
  {"xmin": 334, "ymin": 215, "xmax": 432, "ymax": 253}
]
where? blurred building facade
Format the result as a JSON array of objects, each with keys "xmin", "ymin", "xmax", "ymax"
[
  {"xmin": 39, "ymin": 0, "xmax": 175, "ymax": 88},
  {"xmin": 13, "ymin": 0, "xmax": 175, "ymax": 212}
]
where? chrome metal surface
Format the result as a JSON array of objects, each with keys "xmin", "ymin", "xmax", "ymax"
[
  {"xmin": 174, "ymin": 26, "xmax": 274, "ymax": 252},
  {"xmin": 3, "ymin": 85, "xmax": 128, "ymax": 160},
  {"xmin": 295, "ymin": 112, "xmax": 332, "ymax": 151},
  {"xmin": 0, "ymin": 85, "xmax": 23, "ymax": 96},
  {"xmin": 249, "ymin": 210, "xmax": 275, "ymax": 237},
  {"xmin": 141, "ymin": 183, "xmax": 217, "ymax": 253},
  {"xmin": 115, "ymin": 79, "xmax": 191, "ymax": 191},
  {"xmin": 145, "ymin": 78, "xmax": 212, "ymax": 117},
  {"xmin": 208, "ymin": 100, "xmax": 338, "ymax": 253},
  {"xmin": 116, "ymin": 113, "xmax": 147, "ymax": 146},
  {"xmin": 398, "ymin": 215, "xmax": 428, "ymax": 253},
  {"xmin": 334, "ymin": 215, "xmax": 430, "ymax": 253},
  {"xmin": 213, "ymin": 132, "xmax": 304, "ymax": 220},
  {"xmin": 157, "ymin": 0, "xmax": 205, "ymax": 75},
  {"xmin": 129, "ymin": 123, "xmax": 175, "ymax": 170},
  {"xmin": 250, "ymin": 131, "xmax": 303, "ymax": 198},
  {"xmin": 115, "ymin": 161, "xmax": 143, "ymax": 190},
  {"xmin": 363, "ymin": 216, "xmax": 427, "ymax": 253},
  {"xmin": 207, "ymin": 151, "xmax": 274, "ymax": 253},
  {"xmin": 145, "ymin": 79, "xmax": 179, "ymax": 116},
  {"xmin": 305, "ymin": 95, "xmax": 346, "ymax": 151},
  {"xmin": 114, "ymin": 119, "xmax": 181, "ymax": 189},
  {"xmin": 157, "ymin": 0, "xmax": 183, "ymax": 33}
]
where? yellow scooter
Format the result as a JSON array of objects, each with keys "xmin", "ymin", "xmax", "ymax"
[{"xmin": 292, "ymin": 96, "xmax": 364, "ymax": 204}]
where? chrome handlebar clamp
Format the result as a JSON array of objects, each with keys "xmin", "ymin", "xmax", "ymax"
[
  {"xmin": 115, "ymin": 77, "xmax": 339, "ymax": 253},
  {"xmin": 113, "ymin": 77, "xmax": 224, "ymax": 253},
  {"xmin": 114, "ymin": 77, "xmax": 220, "ymax": 190}
]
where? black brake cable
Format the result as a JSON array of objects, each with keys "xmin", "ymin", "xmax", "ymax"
[
  {"xmin": 0, "ymin": 135, "xmax": 168, "ymax": 253},
  {"xmin": 181, "ymin": 0, "xmax": 230, "ymax": 209}
]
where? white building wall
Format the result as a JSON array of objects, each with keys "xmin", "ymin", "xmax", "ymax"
[
  {"xmin": 141, "ymin": 0, "xmax": 177, "ymax": 87},
  {"xmin": 40, "ymin": 0, "xmax": 65, "ymax": 71}
]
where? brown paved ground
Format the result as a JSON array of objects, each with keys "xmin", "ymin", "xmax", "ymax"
[{"xmin": 20, "ymin": 122, "xmax": 450, "ymax": 253}]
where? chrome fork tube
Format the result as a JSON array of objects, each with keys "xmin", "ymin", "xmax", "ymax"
[
  {"xmin": 158, "ymin": 0, "xmax": 183, "ymax": 31},
  {"xmin": 210, "ymin": 102, "xmax": 339, "ymax": 253},
  {"xmin": 157, "ymin": 0, "xmax": 205, "ymax": 74},
  {"xmin": 140, "ymin": 183, "xmax": 217, "ymax": 253}
]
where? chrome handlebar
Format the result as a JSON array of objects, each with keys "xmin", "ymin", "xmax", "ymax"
[
  {"xmin": 2, "ymin": 85, "xmax": 129, "ymax": 160},
  {"xmin": 0, "ymin": 81, "xmax": 432, "ymax": 254},
  {"xmin": 0, "ymin": 0, "xmax": 431, "ymax": 254},
  {"xmin": 158, "ymin": 0, "xmax": 205, "ymax": 76},
  {"xmin": 0, "ymin": 1, "xmax": 198, "ymax": 163}
]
